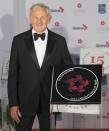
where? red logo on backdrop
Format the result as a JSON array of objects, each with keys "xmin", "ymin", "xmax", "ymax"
[
  {"xmin": 59, "ymin": 7, "xmax": 64, "ymax": 12},
  {"xmin": 106, "ymin": 41, "xmax": 109, "ymax": 47},
  {"xmin": 78, "ymin": 38, "xmax": 83, "ymax": 44},
  {"xmin": 77, "ymin": 3, "xmax": 82, "ymax": 8},
  {"xmin": 55, "ymin": 21, "xmax": 60, "ymax": 27},
  {"xmin": 100, "ymin": 21, "xmax": 106, "ymax": 26},
  {"xmin": 83, "ymin": 24, "xmax": 87, "ymax": 30}
]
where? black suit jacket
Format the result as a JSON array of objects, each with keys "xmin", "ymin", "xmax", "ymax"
[{"xmin": 8, "ymin": 29, "xmax": 73, "ymax": 115}]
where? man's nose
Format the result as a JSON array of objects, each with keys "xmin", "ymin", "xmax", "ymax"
[{"xmin": 37, "ymin": 18, "xmax": 42, "ymax": 23}]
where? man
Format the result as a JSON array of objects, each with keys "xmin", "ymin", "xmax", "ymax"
[{"xmin": 8, "ymin": 3, "xmax": 73, "ymax": 131}]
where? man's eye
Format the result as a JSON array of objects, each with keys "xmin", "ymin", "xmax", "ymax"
[{"xmin": 41, "ymin": 16, "xmax": 46, "ymax": 19}]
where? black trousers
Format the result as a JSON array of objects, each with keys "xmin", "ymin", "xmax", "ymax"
[
  {"xmin": 15, "ymin": 93, "xmax": 51, "ymax": 131},
  {"xmin": 15, "ymin": 112, "xmax": 50, "ymax": 131}
]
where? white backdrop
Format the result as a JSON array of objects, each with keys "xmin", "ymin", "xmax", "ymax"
[
  {"xmin": 0, "ymin": 0, "xmax": 109, "ymax": 130},
  {"xmin": 0, "ymin": 0, "xmax": 13, "ymax": 97}
]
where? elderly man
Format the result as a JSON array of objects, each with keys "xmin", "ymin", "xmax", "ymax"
[{"xmin": 8, "ymin": 3, "xmax": 72, "ymax": 131}]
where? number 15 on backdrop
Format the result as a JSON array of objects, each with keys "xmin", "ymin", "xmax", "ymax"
[{"xmin": 80, "ymin": 47, "xmax": 109, "ymax": 75}]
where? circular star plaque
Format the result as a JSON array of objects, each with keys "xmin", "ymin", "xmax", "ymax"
[{"xmin": 55, "ymin": 67, "xmax": 99, "ymax": 102}]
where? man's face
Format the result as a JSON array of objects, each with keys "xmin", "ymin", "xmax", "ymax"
[{"xmin": 30, "ymin": 6, "xmax": 51, "ymax": 33}]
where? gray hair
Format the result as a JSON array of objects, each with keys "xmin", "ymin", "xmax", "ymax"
[{"xmin": 30, "ymin": 3, "xmax": 51, "ymax": 16}]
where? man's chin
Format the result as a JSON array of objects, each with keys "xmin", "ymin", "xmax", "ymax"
[{"xmin": 34, "ymin": 28, "xmax": 45, "ymax": 33}]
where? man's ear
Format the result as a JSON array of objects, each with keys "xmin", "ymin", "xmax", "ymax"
[
  {"xmin": 48, "ymin": 15, "xmax": 52, "ymax": 23},
  {"xmin": 26, "ymin": 15, "xmax": 32, "ymax": 28}
]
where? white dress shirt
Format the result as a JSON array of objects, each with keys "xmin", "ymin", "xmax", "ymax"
[{"xmin": 32, "ymin": 29, "xmax": 48, "ymax": 68}]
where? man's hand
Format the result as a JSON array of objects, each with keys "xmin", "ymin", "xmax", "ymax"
[{"xmin": 10, "ymin": 106, "xmax": 22, "ymax": 124}]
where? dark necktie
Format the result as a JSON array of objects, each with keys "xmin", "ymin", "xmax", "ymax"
[{"xmin": 34, "ymin": 33, "xmax": 45, "ymax": 41}]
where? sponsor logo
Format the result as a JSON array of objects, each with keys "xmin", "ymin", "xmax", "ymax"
[
  {"xmin": 98, "ymin": 4, "xmax": 106, "ymax": 14},
  {"xmin": 50, "ymin": 7, "xmax": 64, "ymax": 13},
  {"xmin": 96, "ymin": 41, "xmax": 109, "ymax": 47},
  {"xmin": 72, "ymin": 24, "xmax": 88, "ymax": 31}
]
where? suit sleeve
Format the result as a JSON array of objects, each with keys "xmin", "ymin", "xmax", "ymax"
[
  {"xmin": 7, "ymin": 37, "xmax": 19, "ymax": 107},
  {"xmin": 62, "ymin": 38, "xmax": 73, "ymax": 65}
]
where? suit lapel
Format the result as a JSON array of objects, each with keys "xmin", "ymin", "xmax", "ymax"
[
  {"xmin": 41, "ymin": 30, "xmax": 56, "ymax": 69},
  {"xmin": 25, "ymin": 29, "xmax": 40, "ymax": 69},
  {"xmin": 24, "ymin": 29, "xmax": 56, "ymax": 70}
]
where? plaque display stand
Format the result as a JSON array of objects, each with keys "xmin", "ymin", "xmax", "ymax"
[{"xmin": 50, "ymin": 65, "xmax": 102, "ymax": 131}]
